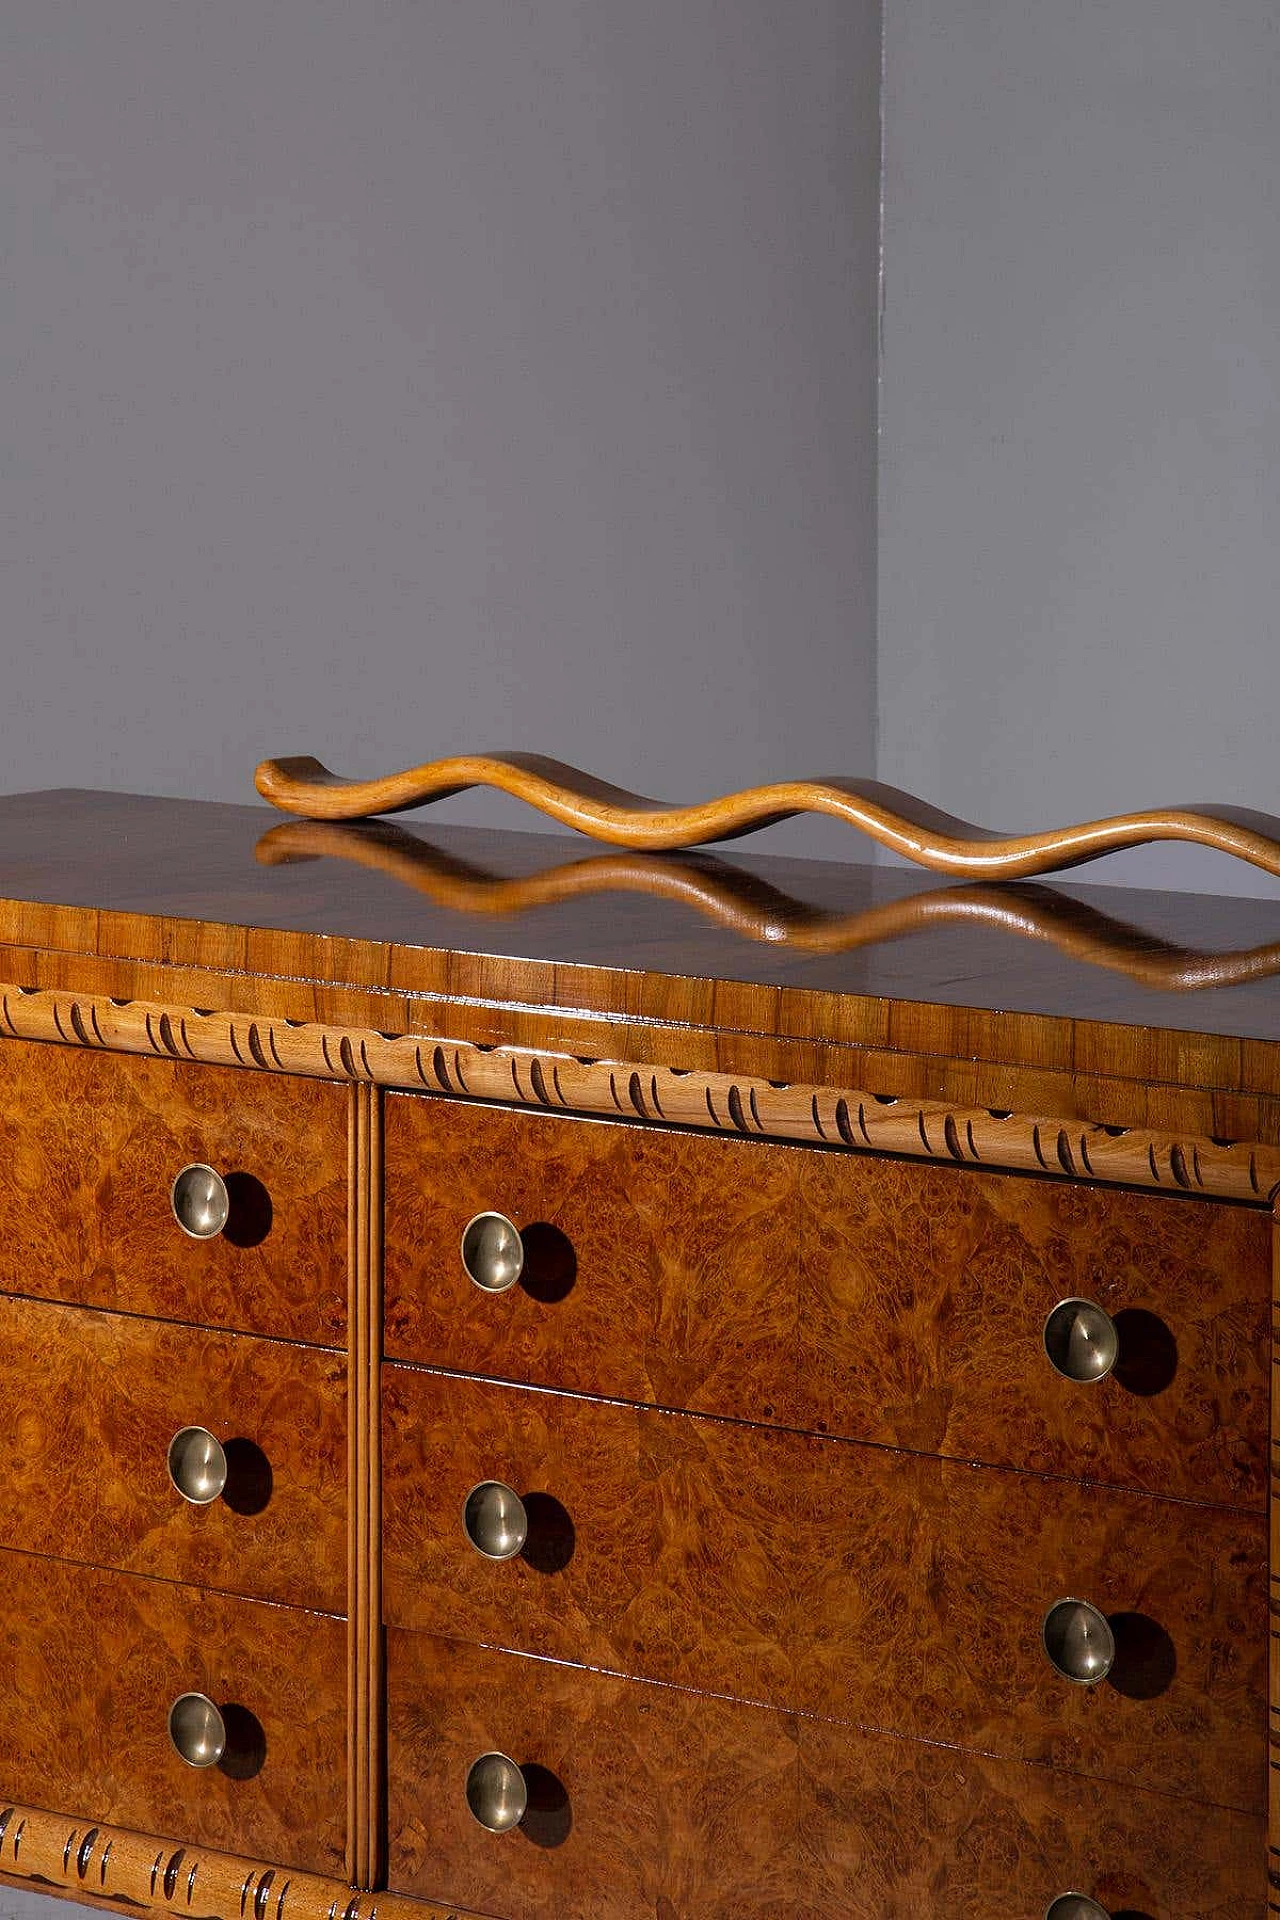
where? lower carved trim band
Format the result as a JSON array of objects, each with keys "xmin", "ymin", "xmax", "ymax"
[{"xmin": 0, "ymin": 1801, "xmax": 458, "ymax": 1920}]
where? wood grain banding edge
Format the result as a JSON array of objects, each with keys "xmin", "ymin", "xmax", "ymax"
[{"xmin": 1, "ymin": 982, "xmax": 1277, "ymax": 1205}]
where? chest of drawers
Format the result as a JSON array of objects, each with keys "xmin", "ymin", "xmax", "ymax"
[{"xmin": 0, "ymin": 784, "xmax": 1277, "ymax": 1920}]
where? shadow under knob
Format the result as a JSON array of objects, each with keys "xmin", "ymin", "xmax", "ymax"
[
  {"xmin": 1043, "ymin": 1297, "xmax": 1119, "ymax": 1382},
  {"xmin": 466, "ymin": 1751, "xmax": 527, "ymax": 1832},
  {"xmin": 1042, "ymin": 1598, "xmax": 1116, "ymax": 1685},
  {"xmin": 461, "ymin": 1212, "xmax": 524, "ymax": 1293},
  {"xmin": 171, "ymin": 1164, "xmax": 231, "ymax": 1239},
  {"xmin": 1045, "ymin": 1897, "xmax": 1111, "ymax": 1920},
  {"xmin": 168, "ymin": 1692, "xmax": 226, "ymax": 1769},
  {"xmin": 167, "ymin": 1426, "xmax": 229, "ymax": 1505},
  {"xmin": 463, "ymin": 1480, "xmax": 529, "ymax": 1560}
]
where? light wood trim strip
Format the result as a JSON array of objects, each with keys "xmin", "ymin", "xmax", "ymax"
[
  {"xmin": 363, "ymin": 1085, "xmax": 384, "ymax": 1890},
  {"xmin": 0, "ymin": 1802, "xmax": 461, "ymax": 1920},
  {"xmin": 1, "ymin": 981, "xmax": 1277, "ymax": 1204},
  {"xmin": 344, "ymin": 1090, "xmax": 360, "ymax": 1887},
  {"xmin": 254, "ymin": 752, "xmax": 1280, "ymax": 882},
  {"xmin": 346, "ymin": 1085, "xmax": 383, "ymax": 1889}
]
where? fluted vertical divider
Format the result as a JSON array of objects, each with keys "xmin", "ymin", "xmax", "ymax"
[{"xmin": 347, "ymin": 1083, "xmax": 384, "ymax": 1888}]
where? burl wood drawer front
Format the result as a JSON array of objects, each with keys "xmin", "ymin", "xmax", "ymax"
[
  {"xmin": 0, "ymin": 1547, "xmax": 345, "ymax": 1876},
  {"xmin": 386, "ymin": 1635, "xmax": 1264, "ymax": 1919},
  {"xmin": 798, "ymin": 1151, "xmax": 1271, "ymax": 1512},
  {"xmin": 383, "ymin": 1095, "xmax": 1269, "ymax": 1509},
  {"xmin": 385, "ymin": 1095, "xmax": 805, "ymax": 1427},
  {"xmin": 0, "ymin": 1294, "xmax": 345, "ymax": 1610},
  {"xmin": 382, "ymin": 1367, "xmax": 1265, "ymax": 1813},
  {"xmin": 0, "ymin": 1039, "xmax": 346, "ymax": 1342}
]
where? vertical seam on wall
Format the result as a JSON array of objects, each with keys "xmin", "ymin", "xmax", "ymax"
[{"xmin": 873, "ymin": 0, "xmax": 886, "ymax": 781}]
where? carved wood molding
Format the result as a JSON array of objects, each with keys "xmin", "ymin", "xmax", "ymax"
[
  {"xmin": 0, "ymin": 1802, "xmax": 461, "ymax": 1920},
  {"xmin": 254, "ymin": 752, "xmax": 1280, "ymax": 883},
  {"xmin": 2, "ymin": 981, "xmax": 1277, "ymax": 1204}
]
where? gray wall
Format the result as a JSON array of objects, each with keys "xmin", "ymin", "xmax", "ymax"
[
  {"xmin": 0, "ymin": 1, "xmax": 879, "ymax": 853},
  {"xmin": 5, "ymin": 3, "xmax": 1277, "ymax": 900},
  {"xmin": 879, "ymin": 0, "xmax": 1280, "ymax": 897}
]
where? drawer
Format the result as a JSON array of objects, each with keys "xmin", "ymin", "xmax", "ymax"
[
  {"xmin": 0, "ymin": 1294, "xmax": 346, "ymax": 1610},
  {"xmin": 797, "ymin": 1150, "xmax": 1271, "ymax": 1510},
  {"xmin": 382, "ymin": 1368, "xmax": 1266, "ymax": 1812},
  {"xmin": 385, "ymin": 1095, "xmax": 805, "ymax": 1426},
  {"xmin": 383, "ymin": 1096, "xmax": 1269, "ymax": 1509},
  {"xmin": 0, "ymin": 1547, "xmax": 346, "ymax": 1876},
  {"xmin": 386, "ymin": 1634, "xmax": 1264, "ymax": 1919},
  {"xmin": 0, "ymin": 1039, "xmax": 347, "ymax": 1342}
]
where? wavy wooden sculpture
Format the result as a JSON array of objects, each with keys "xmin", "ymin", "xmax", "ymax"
[
  {"xmin": 254, "ymin": 753, "xmax": 1280, "ymax": 882},
  {"xmin": 257, "ymin": 819, "xmax": 1280, "ymax": 990}
]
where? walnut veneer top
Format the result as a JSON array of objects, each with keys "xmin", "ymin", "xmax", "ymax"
[{"xmin": 3, "ymin": 788, "xmax": 1280, "ymax": 1101}]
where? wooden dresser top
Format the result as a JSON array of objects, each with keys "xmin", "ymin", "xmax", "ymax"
[{"xmin": 2, "ymin": 787, "xmax": 1280, "ymax": 1129}]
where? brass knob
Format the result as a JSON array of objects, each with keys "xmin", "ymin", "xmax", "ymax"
[
  {"xmin": 465, "ymin": 1751, "xmax": 527, "ymax": 1832},
  {"xmin": 167, "ymin": 1426, "xmax": 229, "ymax": 1505},
  {"xmin": 171, "ymin": 1164, "xmax": 231, "ymax": 1239},
  {"xmin": 1045, "ymin": 1898, "xmax": 1111, "ymax": 1920},
  {"xmin": 1042, "ymin": 1598, "xmax": 1116, "ymax": 1686},
  {"xmin": 461, "ymin": 1212, "xmax": 524, "ymax": 1293},
  {"xmin": 168, "ymin": 1692, "xmax": 226, "ymax": 1768},
  {"xmin": 1043, "ymin": 1298, "xmax": 1119, "ymax": 1382},
  {"xmin": 463, "ymin": 1481, "xmax": 529, "ymax": 1560}
]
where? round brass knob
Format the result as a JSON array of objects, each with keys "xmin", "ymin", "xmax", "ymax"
[
  {"xmin": 461, "ymin": 1212, "xmax": 524, "ymax": 1293},
  {"xmin": 171, "ymin": 1164, "xmax": 231, "ymax": 1240},
  {"xmin": 167, "ymin": 1426, "xmax": 229, "ymax": 1505},
  {"xmin": 465, "ymin": 1751, "xmax": 527, "ymax": 1832},
  {"xmin": 1045, "ymin": 1897, "xmax": 1111, "ymax": 1920},
  {"xmin": 1042, "ymin": 1598, "xmax": 1116, "ymax": 1686},
  {"xmin": 168, "ymin": 1692, "xmax": 226, "ymax": 1768},
  {"xmin": 1043, "ymin": 1298, "xmax": 1119, "ymax": 1383},
  {"xmin": 463, "ymin": 1481, "xmax": 529, "ymax": 1560}
]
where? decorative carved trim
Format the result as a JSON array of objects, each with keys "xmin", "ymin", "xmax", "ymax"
[
  {"xmin": 254, "ymin": 752, "xmax": 1280, "ymax": 884},
  {"xmin": 0, "ymin": 1801, "xmax": 460, "ymax": 1920},
  {"xmin": 1, "ymin": 982, "xmax": 1277, "ymax": 1205},
  {"xmin": 258, "ymin": 818, "xmax": 1280, "ymax": 991},
  {"xmin": 346, "ymin": 1084, "xmax": 384, "ymax": 1890}
]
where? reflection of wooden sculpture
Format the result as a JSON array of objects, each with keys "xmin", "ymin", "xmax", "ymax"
[
  {"xmin": 256, "ymin": 817, "xmax": 1280, "ymax": 992},
  {"xmin": 256, "ymin": 749, "xmax": 1280, "ymax": 882}
]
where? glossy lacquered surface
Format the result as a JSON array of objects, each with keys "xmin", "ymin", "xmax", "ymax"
[
  {"xmin": 4, "ymin": 789, "xmax": 1280, "ymax": 1063},
  {"xmin": 0, "ymin": 1294, "xmax": 346, "ymax": 1610},
  {"xmin": 386, "ymin": 1635, "xmax": 1265, "ymax": 1919},
  {"xmin": 385, "ymin": 1096, "xmax": 1271, "ymax": 1508},
  {"xmin": 0, "ymin": 1547, "xmax": 346, "ymax": 1876},
  {"xmin": 0, "ymin": 1038, "xmax": 347, "ymax": 1342}
]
